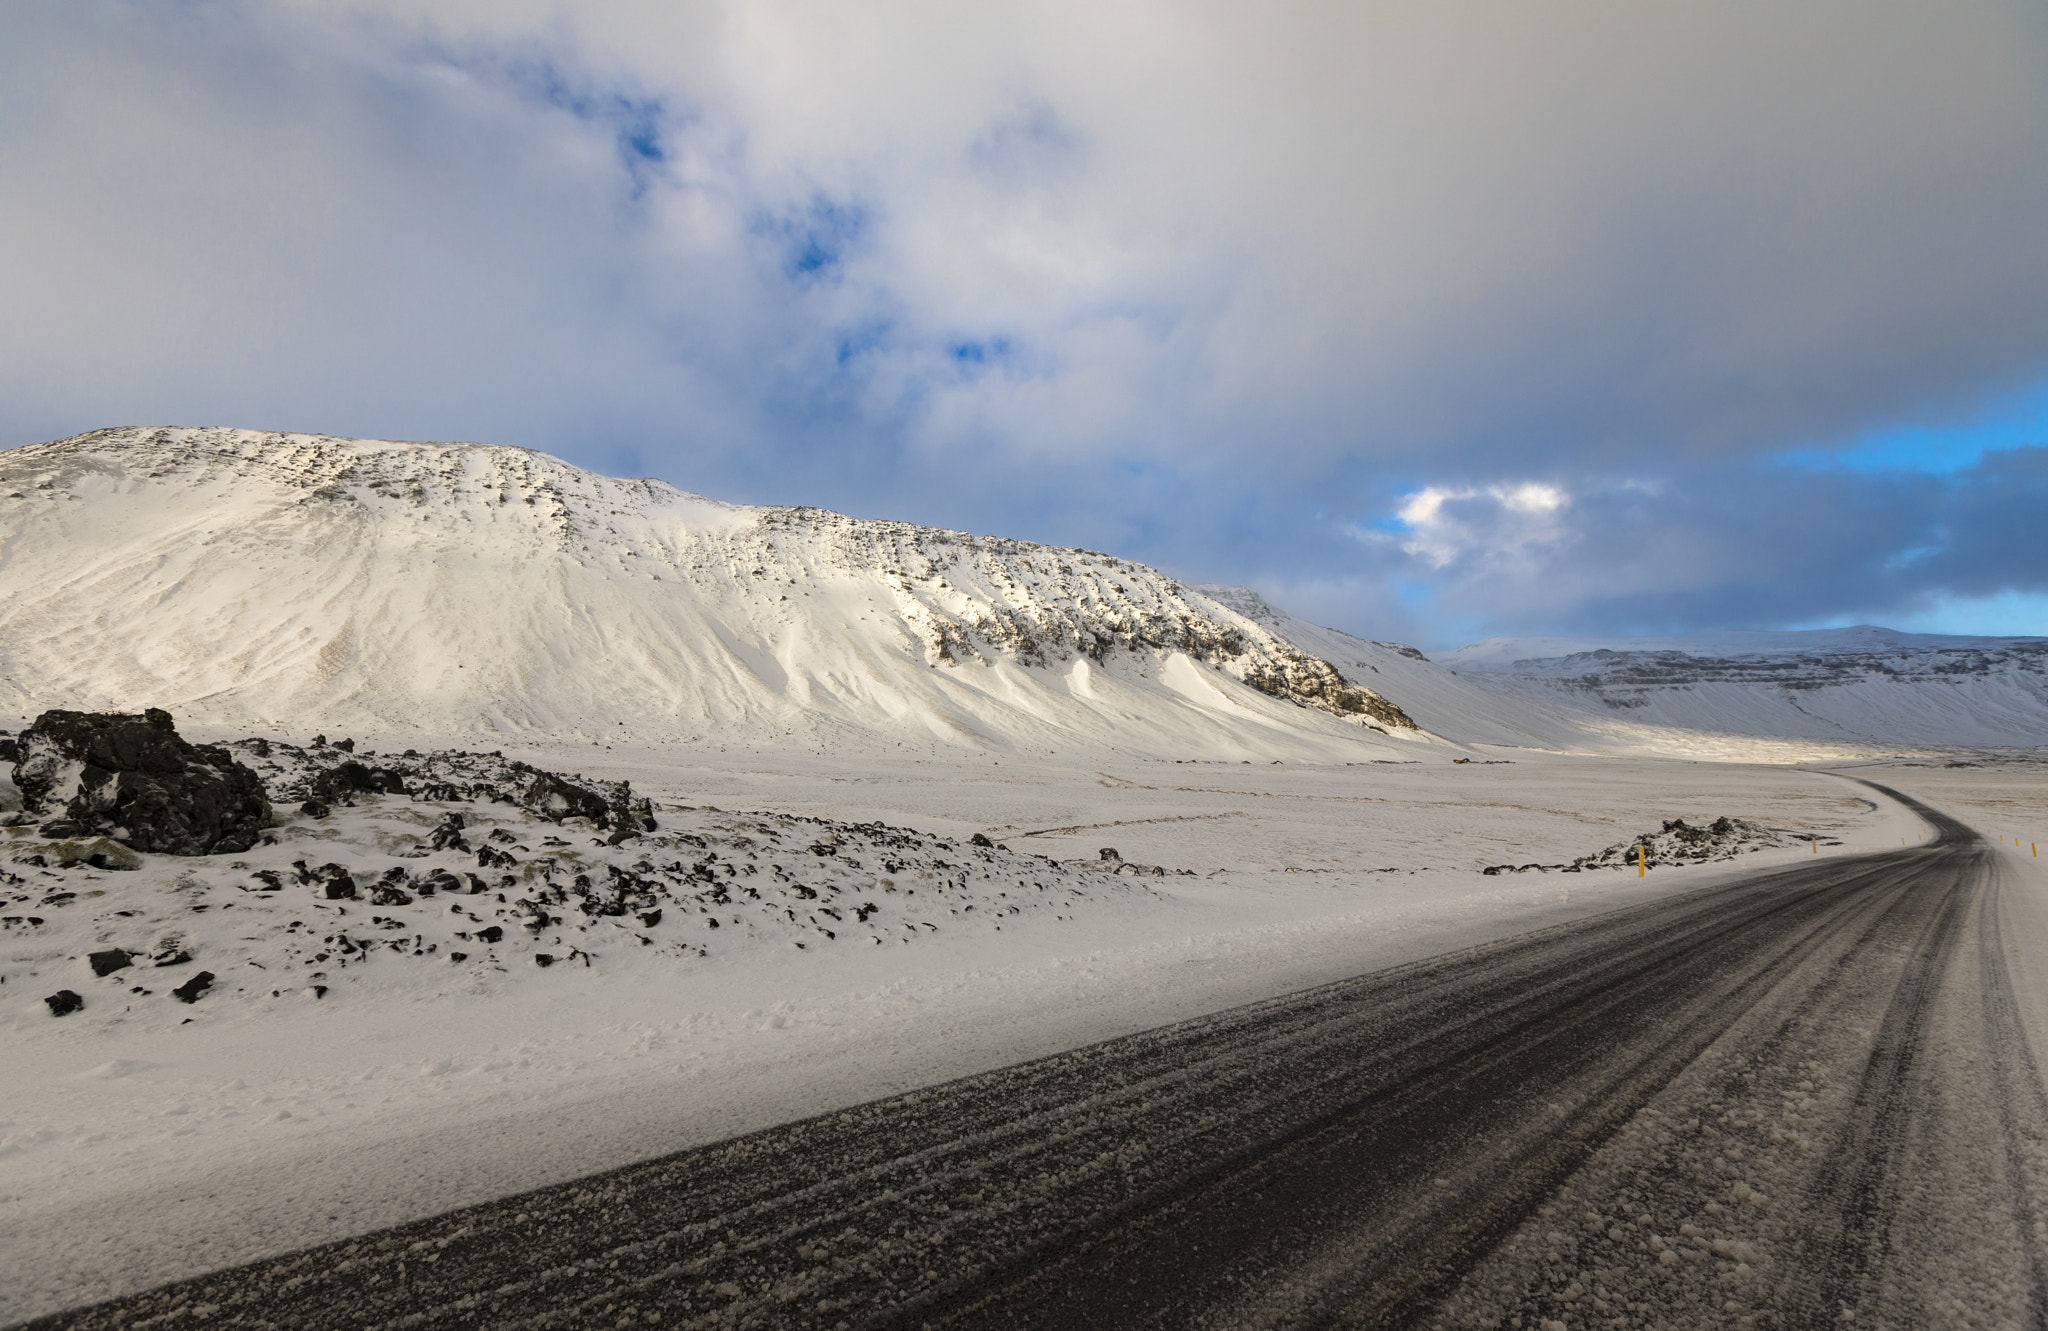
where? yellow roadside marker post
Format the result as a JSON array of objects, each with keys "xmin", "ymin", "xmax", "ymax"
[
  {"xmin": 1812, "ymin": 838, "xmax": 1818, "ymax": 854},
  {"xmin": 1638, "ymin": 844, "xmax": 1645, "ymax": 878}
]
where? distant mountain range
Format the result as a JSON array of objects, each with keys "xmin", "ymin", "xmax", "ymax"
[
  {"xmin": 1437, "ymin": 627, "xmax": 2048, "ymax": 748},
  {"xmin": 3, "ymin": 427, "xmax": 2038, "ymax": 757}
]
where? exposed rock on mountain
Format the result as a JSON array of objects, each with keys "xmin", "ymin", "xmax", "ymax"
[
  {"xmin": 0, "ymin": 428, "xmax": 1421, "ymax": 759},
  {"xmin": 12, "ymin": 708, "xmax": 270, "ymax": 854}
]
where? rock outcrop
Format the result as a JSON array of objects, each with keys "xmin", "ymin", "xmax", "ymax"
[{"xmin": 11, "ymin": 709, "xmax": 271, "ymax": 855}]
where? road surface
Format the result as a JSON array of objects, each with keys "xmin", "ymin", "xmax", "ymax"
[{"xmin": 25, "ymin": 783, "xmax": 2044, "ymax": 1329}]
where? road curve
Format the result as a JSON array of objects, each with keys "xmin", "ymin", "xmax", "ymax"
[{"xmin": 22, "ymin": 783, "xmax": 2043, "ymax": 1330}]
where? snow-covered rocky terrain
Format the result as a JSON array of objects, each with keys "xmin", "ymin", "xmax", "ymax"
[
  {"xmin": 3, "ymin": 425, "xmax": 2044, "ymax": 1323},
  {"xmin": 0, "ymin": 428, "xmax": 1421, "ymax": 762},
  {"xmin": 1441, "ymin": 625, "xmax": 2048, "ymax": 748}
]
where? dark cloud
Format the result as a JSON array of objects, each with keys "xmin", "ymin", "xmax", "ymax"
[{"xmin": 2, "ymin": 2, "xmax": 2045, "ymax": 642}]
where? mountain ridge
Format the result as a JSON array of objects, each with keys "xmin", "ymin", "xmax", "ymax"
[
  {"xmin": 0, "ymin": 427, "xmax": 1422, "ymax": 759},
  {"xmin": 1436, "ymin": 626, "xmax": 2048, "ymax": 748}
]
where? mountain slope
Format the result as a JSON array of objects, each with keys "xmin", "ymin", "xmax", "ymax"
[
  {"xmin": 1439, "ymin": 627, "xmax": 2048, "ymax": 748},
  {"xmin": 0, "ymin": 427, "xmax": 1425, "ymax": 759},
  {"xmin": 1190, "ymin": 586, "xmax": 1595, "ymax": 750}
]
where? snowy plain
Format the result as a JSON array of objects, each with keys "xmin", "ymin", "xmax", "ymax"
[{"xmin": 0, "ymin": 731, "xmax": 1979, "ymax": 1323}]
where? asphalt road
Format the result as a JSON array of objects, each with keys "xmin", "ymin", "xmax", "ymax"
[{"xmin": 24, "ymin": 783, "xmax": 2042, "ymax": 1330}]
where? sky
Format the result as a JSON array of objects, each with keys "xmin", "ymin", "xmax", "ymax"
[{"xmin": 3, "ymin": 1, "xmax": 2046, "ymax": 648}]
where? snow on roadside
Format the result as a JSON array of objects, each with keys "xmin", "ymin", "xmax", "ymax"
[{"xmin": 0, "ymin": 742, "xmax": 1952, "ymax": 1322}]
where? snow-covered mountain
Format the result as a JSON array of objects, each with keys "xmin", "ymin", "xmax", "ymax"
[
  {"xmin": 0, "ymin": 427, "xmax": 1426, "ymax": 760},
  {"xmin": 1438, "ymin": 627, "xmax": 2048, "ymax": 748},
  {"xmin": 1190, "ymin": 586, "xmax": 1601, "ymax": 751}
]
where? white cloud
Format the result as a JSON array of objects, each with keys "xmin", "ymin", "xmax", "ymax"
[
  {"xmin": 3, "ymin": 1, "xmax": 2047, "ymax": 640},
  {"xmin": 1384, "ymin": 483, "xmax": 1575, "ymax": 571}
]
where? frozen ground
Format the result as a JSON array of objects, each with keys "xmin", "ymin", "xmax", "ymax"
[{"xmin": 0, "ymin": 734, "xmax": 1967, "ymax": 1323}]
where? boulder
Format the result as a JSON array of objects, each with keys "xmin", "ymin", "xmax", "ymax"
[
  {"xmin": 88, "ymin": 948, "xmax": 133, "ymax": 977},
  {"xmin": 12, "ymin": 709, "xmax": 270, "ymax": 855},
  {"xmin": 170, "ymin": 971, "xmax": 215, "ymax": 1003},
  {"xmin": 521, "ymin": 772, "xmax": 611, "ymax": 822},
  {"xmin": 310, "ymin": 760, "xmax": 408, "ymax": 801},
  {"xmin": 45, "ymin": 989, "xmax": 84, "ymax": 1016}
]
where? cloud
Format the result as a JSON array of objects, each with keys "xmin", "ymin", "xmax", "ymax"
[
  {"xmin": 1313, "ymin": 448, "xmax": 2048, "ymax": 645},
  {"xmin": 1, "ymin": 1, "xmax": 2045, "ymax": 642}
]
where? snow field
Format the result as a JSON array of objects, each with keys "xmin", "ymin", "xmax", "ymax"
[{"xmin": 0, "ymin": 741, "xmax": 1941, "ymax": 1321}]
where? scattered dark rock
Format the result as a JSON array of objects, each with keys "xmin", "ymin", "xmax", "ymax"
[
  {"xmin": 421, "ymin": 869, "xmax": 464, "ymax": 895},
  {"xmin": 428, "ymin": 817, "xmax": 469, "ymax": 851},
  {"xmin": 323, "ymin": 875, "xmax": 357, "ymax": 900},
  {"xmin": 533, "ymin": 953, "xmax": 555, "ymax": 968},
  {"xmin": 970, "ymin": 833, "xmax": 994, "ymax": 847},
  {"xmin": 605, "ymin": 827, "xmax": 640, "ymax": 846},
  {"xmin": 0, "ymin": 737, "xmax": 17, "ymax": 764},
  {"xmin": 1099, "ymin": 847, "xmax": 1121, "ymax": 862},
  {"xmin": 370, "ymin": 882, "xmax": 413, "ymax": 906},
  {"xmin": 521, "ymin": 772, "xmax": 610, "ymax": 822},
  {"xmin": 475, "ymin": 925, "xmax": 504, "ymax": 943},
  {"xmin": 334, "ymin": 738, "xmax": 355, "ymax": 752},
  {"xmin": 171, "ymin": 971, "xmax": 215, "ymax": 1003},
  {"xmin": 242, "ymin": 737, "xmax": 272, "ymax": 758},
  {"xmin": 45, "ymin": 989, "xmax": 84, "ymax": 1016},
  {"xmin": 12, "ymin": 709, "xmax": 270, "ymax": 855},
  {"xmin": 299, "ymin": 799, "xmax": 331, "ymax": 819},
  {"xmin": 88, "ymin": 948, "xmax": 132, "ymax": 977},
  {"xmin": 310, "ymin": 760, "xmax": 408, "ymax": 801},
  {"xmin": 153, "ymin": 948, "xmax": 193, "ymax": 967},
  {"xmin": 638, "ymin": 909, "xmax": 662, "ymax": 927},
  {"xmin": 447, "ymin": 952, "xmax": 468, "ymax": 962}
]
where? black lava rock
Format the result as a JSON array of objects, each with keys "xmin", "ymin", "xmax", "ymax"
[
  {"xmin": 171, "ymin": 971, "xmax": 215, "ymax": 1003},
  {"xmin": 311, "ymin": 760, "xmax": 409, "ymax": 801},
  {"xmin": 428, "ymin": 819, "xmax": 469, "ymax": 851},
  {"xmin": 970, "ymin": 833, "xmax": 993, "ymax": 847},
  {"xmin": 475, "ymin": 925, "xmax": 504, "ymax": 943},
  {"xmin": 533, "ymin": 954, "xmax": 554, "ymax": 968},
  {"xmin": 12, "ymin": 709, "xmax": 270, "ymax": 855},
  {"xmin": 370, "ymin": 882, "xmax": 413, "ymax": 906},
  {"xmin": 323, "ymin": 876, "xmax": 357, "ymax": 900},
  {"xmin": 299, "ymin": 799, "xmax": 331, "ymax": 819},
  {"xmin": 421, "ymin": 869, "xmax": 463, "ymax": 895},
  {"xmin": 521, "ymin": 772, "xmax": 610, "ymax": 821},
  {"xmin": 88, "ymin": 948, "xmax": 133, "ymax": 977},
  {"xmin": 45, "ymin": 989, "xmax": 84, "ymax": 1016}
]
